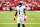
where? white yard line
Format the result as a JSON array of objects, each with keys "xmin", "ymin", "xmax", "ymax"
[
  {"xmin": 36, "ymin": 11, "xmax": 40, "ymax": 13},
  {"xmin": 0, "ymin": 23, "xmax": 40, "ymax": 24},
  {"xmin": 0, "ymin": 18, "xmax": 40, "ymax": 24}
]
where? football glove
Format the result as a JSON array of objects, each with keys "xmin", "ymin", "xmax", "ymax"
[
  {"xmin": 14, "ymin": 16, "xmax": 16, "ymax": 21},
  {"xmin": 24, "ymin": 16, "xmax": 27, "ymax": 21}
]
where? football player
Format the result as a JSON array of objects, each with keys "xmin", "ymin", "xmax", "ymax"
[{"xmin": 14, "ymin": 1, "xmax": 27, "ymax": 27}]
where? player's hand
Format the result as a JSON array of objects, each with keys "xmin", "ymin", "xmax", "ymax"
[
  {"xmin": 24, "ymin": 18, "xmax": 26, "ymax": 21},
  {"xmin": 14, "ymin": 18, "xmax": 16, "ymax": 20},
  {"xmin": 14, "ymin": 16, "xmax": 16, "ymax": 21},
  {"xmin": 24, "ymin": 16, "xmax": 27, "ymax": 21}
]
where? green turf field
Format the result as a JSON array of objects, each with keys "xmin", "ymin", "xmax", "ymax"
[{"xmin": 0, "ymin": 11, "xmax": 40, "ymax": 27}]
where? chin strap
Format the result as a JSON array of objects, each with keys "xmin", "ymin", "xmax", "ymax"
[{"xmin": 19, "ymin": 5, "xmax": 22, "ymax": 7}]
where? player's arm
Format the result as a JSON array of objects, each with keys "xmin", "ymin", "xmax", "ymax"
[
  {"xmin": 24, "ymin": 9, "xmax": 27, "ymax": 21},
  {"xmin": 14, "ymin": 7, "xmax": 17, "ymax": 17},
  {"xmin": 24, "ymin": 9, "xmax": 27, "ymax": 18},
  {"xmin": 15, "ymin": 10, "xmax": 17, "ymax": 17},
  {"xmin": 14, "ymin": 10, "xmax": 17, "ymax": 20},
  {"xmin": 24, "ymin": 9, "xmax": 26, "ymax": 16}
]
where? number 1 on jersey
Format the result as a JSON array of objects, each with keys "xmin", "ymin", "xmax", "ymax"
[{"xmin": 19, "ymin": 10, "xmax": 20, "ymax": 14}]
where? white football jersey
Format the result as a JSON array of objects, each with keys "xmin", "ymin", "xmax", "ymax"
[{"xmin": 15, "ymin": 6, "xmax": 26, "ymax": 15}]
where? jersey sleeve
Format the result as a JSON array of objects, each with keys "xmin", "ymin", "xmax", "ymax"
[
  {"xmin": 15, "ymin": 7, "xmax": 17, "ymax": 10},
  {"xmin": 23, "ymin": 6, "xmax": 26, "ymax": 9}
]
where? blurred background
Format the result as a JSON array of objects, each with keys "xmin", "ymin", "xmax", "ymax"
[
  {"xmin": 0, "ymin": 0, "xmax": 40, "ymax": 11},
  {"xmin": 0, "ymin": 0, "xmax": 40, "ymax": 27}
]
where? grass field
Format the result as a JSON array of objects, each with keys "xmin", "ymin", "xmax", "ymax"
[{"xmin": 0, "ymin": 11, "xmax": 40, "ymax": 27}]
